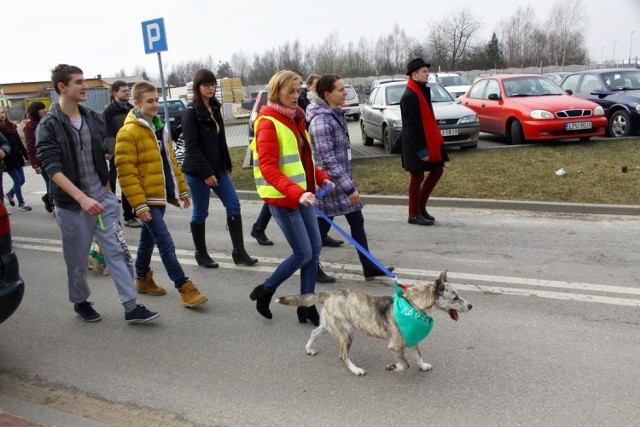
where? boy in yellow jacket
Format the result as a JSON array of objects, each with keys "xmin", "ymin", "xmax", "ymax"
[{"xmin": 116, "ymin": 81, "xmax": 207, "ymax": 308}]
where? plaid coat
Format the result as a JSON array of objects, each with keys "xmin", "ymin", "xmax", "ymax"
[{"xmin": 307, "ymin": 100, "xmax": 363, "ymax": 216}]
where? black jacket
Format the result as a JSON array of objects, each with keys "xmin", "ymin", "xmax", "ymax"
[
  {"xmin": 35, "ymin": 103, "xmax": 109, "ymax": 211},
  {"xmin": 180, "ymin": 98, "xmax": 232, "ymax": 178},
  {"xmin": 103, "ymin": 100, "xmax": 134, "ymax": 154},
  {"xmin": 0, "ymin": 131, "xmax": 27, "ymax": 169}
]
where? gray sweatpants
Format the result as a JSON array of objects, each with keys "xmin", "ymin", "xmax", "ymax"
[{"xmin": 55, "ymin": 191, "xmax": 138, "ymax": 306}]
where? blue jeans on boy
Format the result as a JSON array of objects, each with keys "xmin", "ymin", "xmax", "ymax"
[
  {"xmin": 7, "ymin": 167, "xmax": 26, "ymax": 204},
  {"xmin": 185, "ymin": 172, "xmax": 240, "ymax": 223},
  {"xmin": 135, "ymin": 205, "xmax": 188, "ymax": 288},
  {"xmin": 264, "ymin": 204, "xmax": 321, "ymax": 295}
]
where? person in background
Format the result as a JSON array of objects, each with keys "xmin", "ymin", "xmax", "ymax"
[
  {"xmin": 35, "ymin": 64, "xmax": 158, "ymax": 323},
  {"xmin": 249, "ymin": 70, "xmax": 333, "ymax": 325},
  {"xmin": 400, "ymin": 58, "xmax": 448, "ymax": 226},
  {"xmin": 307, "ymin": 74, "xmax": 394, "ymax": 280},
  {"xmin": 24, "ymin": 101, "xmax": 53, "ymax": 212},
  {"xmin": 181, "ymin": 68, "xmax": 257, "ymax": 268},
  {"xmin": 103, "ymin": 80, "xmax": 141, "ymax": 228},
  {"xmin": 116, "ymin": 81, "xmax": 208, "ymax": 309},
  {"xmin": 0, "ymin": 106, "xmax": 31, "ymax": 211},
  {"xmin": 297, "ymin": 73, "xmax": 320, "ymax": 112},
  {"xmin": 0, "ymin": 132, "xmax": 9, "ymax": 204}
]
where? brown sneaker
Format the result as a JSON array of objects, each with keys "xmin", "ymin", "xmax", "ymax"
[
  {"xmin": 135, "ymin": 271, "xmax": 167, "ymax": 295},
  {"xmin": 179, "ymin": 281, "xmax": 208, "ymax": 308}
]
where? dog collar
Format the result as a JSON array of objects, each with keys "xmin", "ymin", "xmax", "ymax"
[{"xmin": 393, "ymin": 281, "xmax": 434, "ymax": 347}]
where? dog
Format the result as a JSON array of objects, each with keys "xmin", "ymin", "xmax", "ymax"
[
  {"xmin": 276, "ymin": 271, "xmax": 472, "ymax": 376},
  {"xmin": 88, "ymin": 238, "xmax": 109, "ymax": 276}
]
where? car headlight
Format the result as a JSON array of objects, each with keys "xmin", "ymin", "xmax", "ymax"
[
  {"xmin": 635, "ymin": 104, "xmax": 640, "ymax": 113},
  {"xmin": 391, "ymin": 119, "xmax": 402, "ymax": 129},
  {"xmin": 459, "ymin": 114, "xmax": 478, "ymax": 124},
  {"xmin": 530, "ymin": 110, "xmax": 554, "ymax": 119},
  {"xmin": 594, "ymin": 106, "xmax": 605, "ymax": 116}
]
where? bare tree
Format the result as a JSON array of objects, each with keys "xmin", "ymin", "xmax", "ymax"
[
  {"xmin": 428, "ymin": 9, "xmax": 481, "ymax": 70},
  {"xmin": 544, "ymin": 0, "xmax": 588, "ymax": 67},
  {"xmin": 230, "ymin": 51, "xmax": 251, "ymax": 83},
  {"xmin": 499, "ymin": 5, "xmax": 538, "ymax": 68},
  {"xmin": 314, "ymin": 32, "xmax": 342, "ymax": 74}
]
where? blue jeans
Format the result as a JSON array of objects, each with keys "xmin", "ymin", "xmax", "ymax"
[
  {"xmin": 264, "ymin": 204, "xmax": 321, "ymax": 295},
  {"xmin": 6, "ymin": 167, "xmax": 26, "ymax": 204},
  {"xmin": 185, "ymin": 172, "xmax": 241, "ymax": 223},
  {"xmin": 41, "ymin": 168, "xmax": 51, "ymax": 196},
  {"xmin": 135, "ymin": 205, "xmax": 188, "ymax": 288},
  {"xmin": 252, "ymin": 203, "xmax": 272, "ymax": 233}
]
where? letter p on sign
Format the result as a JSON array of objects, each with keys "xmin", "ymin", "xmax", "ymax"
[{"xmin": 141, "ymin": 18, "xmax": 168, "ymax": 54}]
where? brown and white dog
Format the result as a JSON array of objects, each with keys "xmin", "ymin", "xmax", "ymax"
[{"xmin": 276, "ymin": 271, "xmax": 472, "ymax": 376}]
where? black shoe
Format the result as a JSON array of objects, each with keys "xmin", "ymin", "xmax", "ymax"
[
  {"xmin": 421, "ymin": 209, "xmax": 435, "ymax": 221},
  {"xmin": 297, "ymin": 306, "xmax": 320, "ymax": 326},
  {"xmin": 232, "ymin": 249, "xmax": 258, "ymax": 266},
  {"xmin": 322, "ymin": 235, "xmax": 344, "ymax": 247},
  {"xmin": 250, "ymin": 284, "xmax": 273, "ymax": 319},
  {"xmin": 74, "ymin": 301, "xmax": 102, "ymax": 322},
  {"xmin": 251, "ymin": 229, "xmax": 273, "ymax": 246},
  {"xmin": 125, "ymin": 304, "xmax": 159, "ymax": 323},
  {"xmin": 316, "ymin": 262, "xmax": 336, "ymax": 284},
  {"xmin": 42, "ymin": 194, "xmax": 53, "ymax": 213},
  {"xmin": 408, "ymin": 216, "xmax": 434, "ymax": 226},
  {"xmin": 364, "ymin": 266, "xmax": 395, "ymax": 281},
  {"xmin": 5, "ymin": 191, "xmax": 15, "ymax": 207},
  {"xmin": 195, "ymin": 251, "xmax": 219, "ymax": 268}
]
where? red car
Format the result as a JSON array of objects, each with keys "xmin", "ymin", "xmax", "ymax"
[{"xmin": 459, "ymin": 74, "xmax": 607, "ymax": 144}]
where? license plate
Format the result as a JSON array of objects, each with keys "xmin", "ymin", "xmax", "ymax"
[
  {"xmin": 441, "ymin": 128, "xmax": 459, "ymax": 136},
  {"xmin": 565, "ymin": 121, "xmax": 591, "ymax": 130}
]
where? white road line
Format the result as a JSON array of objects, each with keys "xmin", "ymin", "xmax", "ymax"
[{"xmin": 12, "ymin": 238, "xmax": 640, "ymax": 307}]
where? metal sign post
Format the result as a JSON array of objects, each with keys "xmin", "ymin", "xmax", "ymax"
[{"xmin": 141, "ymin": 18, "xmax": 169, "ymax": 125}]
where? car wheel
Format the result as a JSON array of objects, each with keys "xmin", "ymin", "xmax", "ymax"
[
  {"xmin": 383, "ymin": 127, "xmax": 398, "ymax": 154},
  {"xmin": 351, "ymin": 113, "xmax": 360, "ymax": 122},
  {"xmin": 510, "ymin": 120, "xmax": 525, "ymax": 145},
  {"xmin": 608, "ymin": 110, "xmax": 631, "ymax": 137},
  {"xmin": 361, "ymin": 122, "xmax": 374, "ymax": 146}
]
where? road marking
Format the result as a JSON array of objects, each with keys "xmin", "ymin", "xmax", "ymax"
[{"xmin": 12, "ymin": 236, "xmax": 640, "ymax": 307}]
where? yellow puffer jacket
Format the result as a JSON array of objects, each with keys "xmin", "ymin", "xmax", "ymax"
[{"xmin": 115, "ymin": 111, "xmax": 189, "ymax": 216}]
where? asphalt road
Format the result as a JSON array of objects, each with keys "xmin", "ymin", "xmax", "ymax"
[{"xmin": 1, "ymin": 194, "xmax": 639, "ymax": 426}]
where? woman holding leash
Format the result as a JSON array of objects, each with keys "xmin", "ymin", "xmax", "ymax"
[
  {"xmin": 181, "ymin": 68, "xmax": 257, "ymax": 269},
  {"xmin": 307, "ymin": 74, "xmax": 393, "ymax": 280},
  {"xmin": 249, "ymin": 70, "xmax": 333, "ymax": 325}
]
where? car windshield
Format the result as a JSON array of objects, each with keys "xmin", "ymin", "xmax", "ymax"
[
  {"xmin": 436, "ymin": 75, "xmax": 470, "ymax": 86},
  {"xmin": 603, "ymin": 71, "xmax": 640, "ymax": 90},
  {"xmin": 502, "ymin": 77, "xmax": 565, "ymax": 97},
  {"xmin": 158, "ymin": 101, "xmax": 186, "ymax": 114},
  {"xmin": 385, "ymin": 85, "xmax": 406, "ymax": 105},
  {"xmin": 428, "ymin": 84, "xmax": 455, "ymax": 102}
]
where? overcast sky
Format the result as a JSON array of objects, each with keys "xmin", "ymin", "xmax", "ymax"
[{"xmin": 2, "ymin": 0, "xmax": 638, "ymax": 83}]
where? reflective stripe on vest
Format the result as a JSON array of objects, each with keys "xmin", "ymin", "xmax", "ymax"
[{"xmin": 249, "ymin": 115, "xmax": 313, "ymax": 199}]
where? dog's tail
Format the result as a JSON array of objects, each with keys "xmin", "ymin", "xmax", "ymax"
[{"xmin": 275, "ymin": 293, "xmax": 323, "ymax": 307}]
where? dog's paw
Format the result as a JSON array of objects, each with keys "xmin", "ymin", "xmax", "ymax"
[
  {"xmin": 385, "ymin": 363, "xmax": 407, "ymax": 372},
  {"xmin": 350, "ymin": 367, "xmax": 367, "ymax": 376},
  {"xmin": 305, "ymin": 347, "xmax": 317, "ymax": 356},
  {"xmin": 418, "ymin": 362, "xmax": 432, "ymax": 371}
]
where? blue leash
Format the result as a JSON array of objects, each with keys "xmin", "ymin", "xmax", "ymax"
[{"xmin": 313, "ymin": 186, "xmax": 396, "ymax": 280}]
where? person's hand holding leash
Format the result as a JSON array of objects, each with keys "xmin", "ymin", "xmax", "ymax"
[{"xmin": 299, "ymin": 192, "xmax": 316, "ymax": 207}]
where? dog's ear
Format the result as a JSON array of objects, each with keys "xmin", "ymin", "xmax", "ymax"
[
  {"xmin": 435, "ymin": 270, "xmax": 448, "ymax": 295},
  {"xmin": 438, "ymin": 270, "xmax": 448, "ymax": 283}
]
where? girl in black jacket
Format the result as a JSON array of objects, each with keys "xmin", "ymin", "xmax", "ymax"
[{"xmin": 0, "ymin": 107, "xmax": 31, "ymax": 211}]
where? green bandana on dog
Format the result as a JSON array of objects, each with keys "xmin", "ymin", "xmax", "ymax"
[{"xmin": 393, "ymin": 281, "xmax": 434, "ymax": 347}]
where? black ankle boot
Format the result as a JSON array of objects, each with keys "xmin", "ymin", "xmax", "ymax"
[
  {"xmin": 228, "ymin": 215, "xmax": 258, "ymax": 266},
  {"xmin": 250, "ymin": 284, "xmax": 273, "ymax": 319},
  {"xmin": 195, "ymin": 251, "xmax": 219, "ymax": 268},
  {"xmin": 296, "ymin": 306, "xmax": 319, "ymax": 326},
  {"xmin": 316, "ymin": 262, "xmax": 336, "ymax": 284}
]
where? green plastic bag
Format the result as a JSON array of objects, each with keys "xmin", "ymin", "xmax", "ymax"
[{"xmin": 393, "ymin": 281, "xmax": 434, "ymax": 347}]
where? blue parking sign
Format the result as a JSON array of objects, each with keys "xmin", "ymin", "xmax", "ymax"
[{"xmin": 141, "ymin": 18, "xmax": 168, "ymax": 54}]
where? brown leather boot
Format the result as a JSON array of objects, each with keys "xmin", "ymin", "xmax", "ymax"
[
  {"xmin": 135, "ymin": 271, "xmax": 166, "ymax": 295},
  {"xmin": 179, "ymin": 281, "xmax": 208, "ymax": 308}
]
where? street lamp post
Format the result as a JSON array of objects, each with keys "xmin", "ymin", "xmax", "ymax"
[
  {"xmin": 613, "ymin": 40, "xmax": 618, "ymax": 66},
  {"xmin": 601, "ymin": 46, "xmax": 605, "ymax": 63},
  {"xmin": 630, "ymin": 31, "xmax": 636, "ymax": 67}
]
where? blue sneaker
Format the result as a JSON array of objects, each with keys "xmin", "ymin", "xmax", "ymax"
[
  {"xmin": 74, "ymin": 301, "xmax": 101, "ymax": 322},
  {"xmin": 125, "ymin": 304, "xmax": 159, "ymax": 323}
]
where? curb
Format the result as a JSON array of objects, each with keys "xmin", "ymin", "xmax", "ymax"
[{"xmin": 235, "ymin": 191, "xmax": 640, "ymax": 216}]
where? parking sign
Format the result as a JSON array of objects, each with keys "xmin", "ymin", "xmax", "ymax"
[{"xmin": 141, "ymin": 18, "xmax": 168, "ymax": 54}]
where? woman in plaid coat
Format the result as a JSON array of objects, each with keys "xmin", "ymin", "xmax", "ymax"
[{"xmin": 307, "ymin": 75, "xmax": 393, "ymax": 280}]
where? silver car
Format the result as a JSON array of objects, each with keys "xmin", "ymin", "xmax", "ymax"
[{"xmin": 360, "ymin": 81, "xmax": 479, "ymax": 154}]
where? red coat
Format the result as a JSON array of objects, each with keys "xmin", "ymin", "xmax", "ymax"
[{"xmin": 255, "ymin": 105, "xmax": 329, "ymax": 210}]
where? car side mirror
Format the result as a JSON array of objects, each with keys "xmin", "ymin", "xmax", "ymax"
[
  {"xmin": 487, "ymin": 93, "xmax": 502, "ymax": 101},
  {"xmin": 591, "ymin": 89, "xmax": 610, "ymax": 97},
  {"xmin": 564, "ymin": 89, "xmax": 573, "ymax": 95}
]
